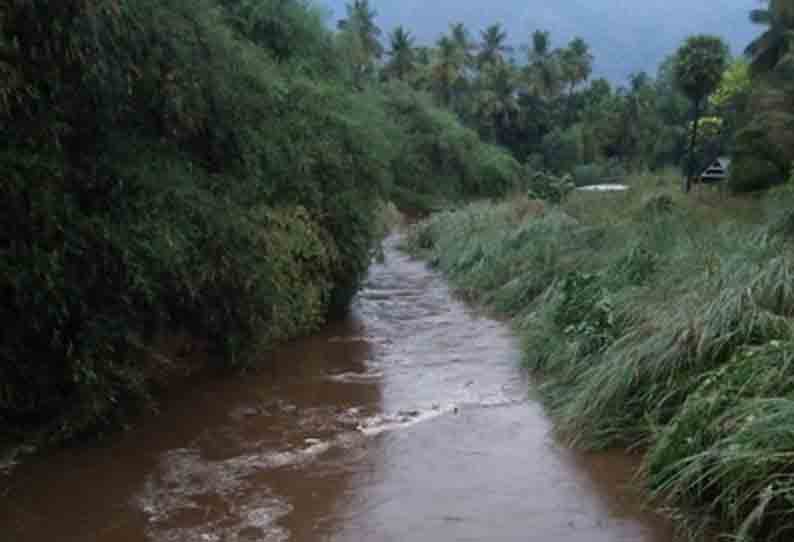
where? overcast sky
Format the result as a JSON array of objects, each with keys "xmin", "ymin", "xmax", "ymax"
[{"xmin": 319, "ymin": 0, "xmax": 759, "ymax": 83}]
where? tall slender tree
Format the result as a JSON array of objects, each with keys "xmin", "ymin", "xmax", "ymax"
[
  {"xmin": 432, "ymin": 35, "xmax": 466, "ymax": 107},
  {"xmin": 475, "ymin": 60, "xmax": 518, "ymax": 143},
  {"xmin": 525, "ymin": 30, "xmax": 561, "ymax": 99},
  {"xmin": 450, "ymin": 22, "xmax": 476, "ymax": 68},
  {"xmin": 385, "ymin": 26, "xmax": 416, "ymax": 81},
  {"xmin": 337, "ymin": 0, "xmax": 383, "ymax": 86},
  {"xmin": 673, "ymin": 35, "xmax": 729, "ymax": 192},
  {"xmin": 561, "ymin": 37, "xmax": 594, "ymax": 94},
  {"xmin": 477, "ymin": 24, "xmax": 510, "ymax": 68},
  {"xmin": 338, "ymin": 0, "xmax": 383, "ymax": 58}
]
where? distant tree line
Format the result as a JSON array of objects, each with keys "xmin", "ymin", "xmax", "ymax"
[{"xmin": 347, "ymin": 0, "xmax": 791, "ymax": 192}]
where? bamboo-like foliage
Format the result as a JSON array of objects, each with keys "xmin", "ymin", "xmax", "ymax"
[{"xmin": 0, "ymin": 0, "xmax": 526, "ymax": 439}]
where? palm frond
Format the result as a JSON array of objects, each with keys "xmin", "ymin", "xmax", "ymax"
[{"xmin": 750, "ymin": 8, "xmax": 773, "ymax": 26}]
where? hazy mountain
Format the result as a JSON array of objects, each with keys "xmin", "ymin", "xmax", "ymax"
[{"xmin": 319, "ymin": 0, "xmax": 759, "ymax": 84}]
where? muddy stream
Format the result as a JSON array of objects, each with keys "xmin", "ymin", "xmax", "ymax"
[{"xmin": 0, "ymin": 237, "xmax": 675, "ymax": 542}]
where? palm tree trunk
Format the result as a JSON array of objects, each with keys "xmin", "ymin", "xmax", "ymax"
[{"xmin": 685, "ymin": 99, "xmax": 702, "ymax": 193}]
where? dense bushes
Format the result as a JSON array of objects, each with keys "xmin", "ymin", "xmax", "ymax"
[
  {"xmin": 572, "ymin": 160, "xmax": 627, "ymax": 187},
  {"xmin": 0, "ymin": 0, "xmax": 370, "ymax": 436},
  {"xmin": 727, "ymin": 70, "xmax": 794, "ymax": 193},
  {"xmin": 729, "ymin": 154, "xmax": 783, "ymax": 192},
  {"xmin": 0, "ymin": 0, "xmax": 518, "ymax": 439},
  {"xmin": 382, "ymin": 83, "xmax": 522, "ymax": 212},
  {"xmin": 406, "ymin": 178, "xmax": 794, "ymax": 540},
  {"xmin": 729, "ymin": 119, "xmax": 788, "ymax": 192}
]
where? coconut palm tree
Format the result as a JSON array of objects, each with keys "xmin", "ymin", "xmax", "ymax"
[
  {"xmin": 385, "ymin": 26, "xmax": 416, "ymax": 81},
  {"xmin": 475, "ymin": 60, "xmax": 519, "ymax": 142},
  {"xmin": 432, "ymin": 35, "xmax": 466, "ymax": 107},
  {"xmin": 531, "ymin": 29, "xmax": 551, "ymax": 57},
  {"xmin": 337, "ymin": 0, "xmax": 383, "ymax": 87},
  {"xmin": 746, "ymin": 0, "xmax": 794, "ymax": 75},
  {"xmin": 477, "ymin": 24, "xmax": 510, "ymax": 68},
  {"xmin": 338, "ymin": 0, "xmax": 383, "ymax": 61},
  {"xmin": 561, "ymin": 37, "xmax": 593, "ymax": 94},
  {"xmin": 450, "ymin": 22, "xmax": 476, "ymax": 68},
  {"xmin": 673, "ymin": 35, "xmax": 729, "ymax": 191},
  {"xmin": 525, "ymin": 30, "xmax": 561, "ymax": 99}
]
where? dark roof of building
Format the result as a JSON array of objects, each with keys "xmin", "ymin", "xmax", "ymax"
[{"xmin": 700, "ymin": 157, "xmax": 731, "ymax": 181}]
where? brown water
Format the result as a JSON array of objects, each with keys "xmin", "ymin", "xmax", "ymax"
[{"xmin": 0, "ymin": 237, "xmax": 676, "ymax": 542}]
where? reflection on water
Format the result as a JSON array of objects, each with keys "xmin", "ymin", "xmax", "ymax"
[{"xmin": 0, "ymin": 236, "xmax": 674, "ymax": 542}]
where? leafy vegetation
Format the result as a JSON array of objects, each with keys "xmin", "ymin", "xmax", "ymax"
[
  {"xmin": 0, "ymin": 0, "xmax": 521, "ymax": 440},
  {"xmin": 367, "ymin": 16, "xmax": 713, "ymax": 178},
  {"xmin": 406, "ymin": 177, "xmax": 794, "ymax": 540},
  {"xmin": 6, "ymin": 7, "xmax": 794, "ymax": 541},
  {"xmin": 403, "ymin": 2, "xmax": 794, "ymax": 539},
  {"xmin": 729, "ymin": 0, "xmax": 794, "ymax": 192},
  {"xmin": 357, "ymin": 0, "xmax": 794, "ymax": 195}
]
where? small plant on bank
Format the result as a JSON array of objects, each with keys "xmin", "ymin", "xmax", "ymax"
[{"xmin": 525, "ymin": 170, "xmax": 576, "ymax": 204}]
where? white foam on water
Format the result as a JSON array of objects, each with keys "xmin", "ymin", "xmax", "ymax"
[
  {"xmin": 136, "ymin": 448, "xmax": 293, "ymax": 542},
  {"xmin": 208, "ymin": 439, "xmax": 337, "ymax": 476},
  {"xmin": 137, "ymin": 393, "xmax": 523, "ymax": 541},
  {"xmin": 465, "ymin": 395, "xmax": 523, "ymax": 409},
  {"xmin": 150, "ymin": 505, "xmax": 291, "ymax": 542},
  {"xmin": 325, "ymin": 370, "xmax": 384, "ymax": 383},
  {"xmin": 355, "ymin": 404, "xmax": 457, "ymax": 437}
]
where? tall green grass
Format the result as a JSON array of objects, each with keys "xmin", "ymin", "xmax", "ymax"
[{"xmin": 406, "ymin": 174, "xmax": 794, "ymax": 540}]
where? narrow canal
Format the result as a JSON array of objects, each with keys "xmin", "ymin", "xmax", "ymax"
[{"xmin": 0, "ymin": 236, "xmax": 674, "ymax": 542}]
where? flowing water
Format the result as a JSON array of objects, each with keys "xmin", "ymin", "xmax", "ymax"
[{"xmin": 0, "ymin": 237, "xmax": 675, "ymax": 542}]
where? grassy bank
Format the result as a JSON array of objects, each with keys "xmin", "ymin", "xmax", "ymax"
[{"xmin": 406, "ymin": 175, "xmax": 794, "ymax": 541}]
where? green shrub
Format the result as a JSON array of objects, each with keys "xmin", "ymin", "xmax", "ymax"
[
  {"xmin": 525, "ymin": 170, "xmax": 576, "ymax": 203},
  {"xmin": 541, "ymin": 126, "xmax": 583, "ymax": 173},
  {"xmin": 382, "ymin": 84, "xmax": 522, "ymax": 205},
  {"xmin": 730, "ymin": 154, "xmax": 783, "ymax": 193},
  {"xmin": 572, "ymin": 164, "xmax": 603, "ymax": 187},
  {"xmin": 573, "ymin": 160, "xmax": 628, "ymax": 187}
]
